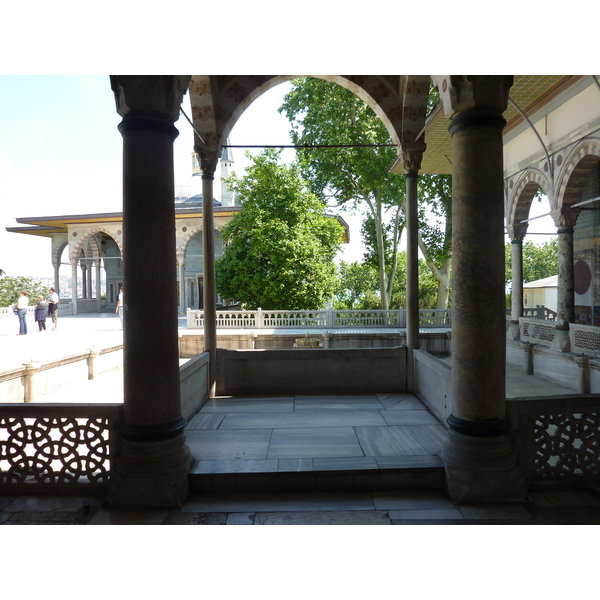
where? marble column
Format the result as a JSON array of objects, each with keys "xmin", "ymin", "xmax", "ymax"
[
  {"xmin": 506, "ymin": 226, "xmax": 526, "ymax": 341},
  {"xmin": 404, "ymin": 148, "xmax": 423, "ymax": 393},
  {"xmin": 108, "ymin": 75, "xmax": 191, "ymax": 507},
  {"xmin": 54, "ymin": 267, "xmax": 60, "ymax": 297},
  {"xmin": 551, "ymin": 211, "xmax": 578, "ymax": 351},
  {"xmin": 404, "ymin": 149, "xmax": 423, "ymax": 353},
  {"xmin": 87, "ymin": 263, "xmax": 93, "ymax": 300},
  {"xmin": 95, "ymin": 260, "xmax": 102, "ymax": 312},
  {"xmin": 81, "ymin": 264, "xmax": 87, "ymax": 299},
  {"xmin": 71, "ymin": 262, "xmax": 78, "ymax": 314},
  {"xmin": 178, "ymin": 262, "xmax": 185, "ymax": 314},
  {"xmin": 201, "ymin": 168, "xmax": 217, "ymax": 397},
  {"xmin": 432, "ymin": 75, "xmax": 527, "ymax": 503}
]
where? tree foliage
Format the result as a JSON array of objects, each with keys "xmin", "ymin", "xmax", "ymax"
[
  {"xmin": 279, "ymin": 78, "xmax": 405, "ymax": 309},
  {"xmin": 215, "ymin": 149, "xmax": 343, "ymax": 310},
  {"xmin": 335, "ymin": 254, "xmax": 440, "ymax": 311},
  {"xmin": 279, "ymin": 77, "xmax": 453, "ymax": 309},
  {"xmin": 505, "ymin": 238, "xmax": 558, "ymax": 286},
  {"xmin": 0, "ymin": 275, "xmax": 50, "ymax": 307}
]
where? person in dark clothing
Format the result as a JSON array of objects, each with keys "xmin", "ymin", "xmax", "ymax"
[{"xmin": 35, "ymin": 295, "xmax": 48, "ymax": 332}]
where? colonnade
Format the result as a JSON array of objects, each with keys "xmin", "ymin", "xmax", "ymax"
[{"xmin": 106, "ymin": 75, "xmax": 529, "ymax": 506}]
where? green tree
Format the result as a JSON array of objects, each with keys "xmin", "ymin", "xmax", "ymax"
[
  {"xmin": 505, "ymin": 238, "xmax": 558, "ymax": 286},
  {"xmin": 0, "ymin": 276, "xmax": 50, "ymax": 307},
  {"xmin": 215, "ymin": 149, "xmax": 343, "ymax": 310},
  {"xmin": 417, "ymin": 174, "xmax": 452, "ymax": 308},
  {"xmin": 334, "ymin": 261, "xmax": 379, "ymax": 309},
  {"xmin": 279, "ymin": 77, "xmax": 453, "ymax": 309},
  {"xmin": 279, "ymin": 78, "xmax": 405, "ymax": 310}
]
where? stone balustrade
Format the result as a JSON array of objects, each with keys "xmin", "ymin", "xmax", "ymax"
[{"xmin": 187, "ymin": 307, "xmax": 452, "ymax": 329}]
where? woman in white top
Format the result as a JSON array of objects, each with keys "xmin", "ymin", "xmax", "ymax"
[{"xmin": 16, "ymin": 290, "xmax": 29, "ymax": 335}]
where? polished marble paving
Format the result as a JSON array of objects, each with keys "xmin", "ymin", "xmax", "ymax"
[
  {"xmin": 3, "ymin": 488, "xmax": 600, "ymax": 525},
  {"xmin": 186, "ymin": 393, "xmax": 447, "ymax": 475}
]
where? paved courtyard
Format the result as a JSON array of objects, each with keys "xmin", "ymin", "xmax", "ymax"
[{"xmin": 2, "ymin": 311, "xmax": 596, "ymax": 527}]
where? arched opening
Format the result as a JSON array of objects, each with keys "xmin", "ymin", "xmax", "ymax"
[
  {"xmin": 182, "ymin": 228, "xmax": 224, "ymax": 309},
  {"xmin": 571, "ymin": 161, "xmax": 600, "ymax": 324}
]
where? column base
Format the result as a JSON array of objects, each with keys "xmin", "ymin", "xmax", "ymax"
[
  {"xmin": 506, "ymin": 320, "xmax": 520, "ymax": 341},
  {"xmin": 441, "ymin": 428, "xmax": 528, "ymax": 504},
  {"xmin": 108, "ymin": 432, "xmax": 192, "ymax": 508}
]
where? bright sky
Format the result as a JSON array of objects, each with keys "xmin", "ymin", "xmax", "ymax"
[
  {"xmin": 0, "ymin": 76, "xmax": 560, "ymax": 280},
  {"xmin": 0, "ymin": 76, "xmax": 374, "ymax": 278}
]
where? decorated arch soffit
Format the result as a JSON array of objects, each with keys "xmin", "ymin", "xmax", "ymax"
[
  {"xmin": 71, "ymin": 227, "xmax": 123, "ymax": 263},
  {"xmin": 553, "ymin": 139, "xmax": 600, "ymax": 224},
  {"xmin": 187, "ymin": 75, "xmax": 431, "ymax": 174},
  {"xmin": 506, "ymin": 168, "xmax": 553, "ymax": 239},
  {"xmin": 51, "ymin": 238, "xmax": 68, "ymax": 270},
  {"xmin": 176, "ymin": 224, "xmax": 225, "ymax": 263}
]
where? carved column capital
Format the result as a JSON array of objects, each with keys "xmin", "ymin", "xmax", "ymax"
[
  {"xmin": 432, "ymin": 75, "xmax": 514, "ymax": 119},
  {"xmin": 506, "ymin": 225, "xmax": 527, "ymax": 242},
  {"xmin": 110, "ymin": 75, "xmax": 190, "ymax": 134},
  {"xmin": 196, "ymin": 149, "xmax": 220, "ymax": 178},
  {"xmin": 401, "ymin": 146, "xmax": 426, "ymax": 174},
  {"xmin": 551, "ymin": 208, "xmax": 580, "ymax": 231}
]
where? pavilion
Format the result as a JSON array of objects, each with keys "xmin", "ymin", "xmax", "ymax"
[{"xmin": 2, "ymin": 75, "xmax": 600, "ymax": 508}]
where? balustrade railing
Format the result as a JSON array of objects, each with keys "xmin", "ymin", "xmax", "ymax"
[{"xmin": 187, "ymin": 307, "xmax": 451, "ymax": 329}]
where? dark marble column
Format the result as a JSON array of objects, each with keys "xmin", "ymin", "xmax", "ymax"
[
  {"xmin": 432, "ymin": 75, "xmax": 527, "ymax": 503},
  {"xmin": 404, "ymin": 149, "xmax": 423, "ymax": 353},
  {"xmin": 202, "ymin": 169, "xmax": 217, "ymax": 397},
  {"xmin": 108, "ymin": 75, "xmax": 192, "ymax": 507},
  {"xmin": 550, "ymin": 210, "xmax": 578, "ymax": 351}
]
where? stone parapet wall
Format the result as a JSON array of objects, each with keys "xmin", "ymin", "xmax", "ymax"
[
  {"xmin": 179, "ymin": 331, "xmax": 450, "ymax": 357},
  {"xmin": 216, "ymin": 347, "xmax": 407, "ymax": 396}
]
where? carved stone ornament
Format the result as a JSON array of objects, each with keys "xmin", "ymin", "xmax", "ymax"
[
  {"xmin": 551, "ymin": 208, "xmax": 580, "ymax": 230},
  {"xmin": 506, "ymin": 225, "xmax": 528, "ymax": 242},
  {"xmin": 401, "ymin": 147, "xmax": 425, "ymax": 174},
  {"xmin": 110, "ymin": 75, "xmax": 191, "ymax": 122},
  {"xmin": 432, "ymin": 75, "xmax": 514, "ymax": 119}
]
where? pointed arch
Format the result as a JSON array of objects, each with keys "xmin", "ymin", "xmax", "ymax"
[
  {"xmin": 506, "ymin": 168, "xmax": 553, "ymax": 237},
  {"xmin": 555, "ymin": 138, "xmax": 600, "ymax": 212},
  {"xmin": 71, "ymin": 227, "xmax": 123, "ymax": 261}
]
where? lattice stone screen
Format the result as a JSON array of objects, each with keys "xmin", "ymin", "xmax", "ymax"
[
  {"xmin": 511, "ymin": 397, "xmax": 600, "ymax": 488},
  {"xmin": 520, "ymin": 319, "xmax": 556, "ymax": 346},
  {"xmin": 0, "ymin": 404, "xmax": 122, "ymax": 491}
]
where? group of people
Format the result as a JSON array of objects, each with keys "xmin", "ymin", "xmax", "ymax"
[{"xmin": 14, "ymin": 287, "xmax": 59, "ymax": 336}]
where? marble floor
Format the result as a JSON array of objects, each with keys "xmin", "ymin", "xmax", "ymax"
[
  {"xmin": 2, "ymin": 487, "xmax": 600, "ymax": 525},
  {"xmin": 184, "ymin": 392, "xmax": 446, "ymax": 477}
]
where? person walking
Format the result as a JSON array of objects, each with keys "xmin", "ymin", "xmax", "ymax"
[
  {"xmin": 115, "ymin": 286, "xmax": 124, "ymax": 328},
  {"xmin": 35, "ymin": 295, "xmax": 48, "ymax": 332},
  {"xmin": 48, "ymin": 287, "xmax": 59, "ymax": 330},
  {"xmin": 16, "ymin": 290, "xmax": 29, "ymax": 335}
]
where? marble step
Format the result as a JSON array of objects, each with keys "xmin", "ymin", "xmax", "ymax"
[{"xmin": 189, "ymin": 455, "xmax": 445, "ymax": 493}]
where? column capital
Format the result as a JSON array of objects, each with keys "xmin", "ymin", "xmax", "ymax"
[
  {"xmin": 110, "ymin": 76, "xmax": 190, "ymax": 134},
  {"xmin": 506, "ymin": 225, "xmax": 527, "ymax": 242},
  {"xmin": 432, "ymin": 75, "xmax": 513, "ymax": 120},
  {"xmin": 401, "ymin": 146, "xmax": 425, "ymax": 174},
  {"xmin": 195, "ymin": 148, "xmax": 219, "ymax": 178},
  {"xmin": 551, "ymin": 208, "xmax": 580, "ymax": 231}
]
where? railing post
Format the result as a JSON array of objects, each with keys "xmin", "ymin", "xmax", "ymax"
[
  {"xmin": 327, "ymin": 307, "xmax": 334, "ymax": 329},
  {"xmin": 87, "ymin": 346, "xmax": 101, "ymax": 380},
  {"xmin": 575, "ymin": 355, "xmax": 590, "ymax": 393},
  {"xmin": 246, "ymin": 331, "xmax": 257, "ymax": 349},
  {"xmin": 23, "ymin": 361, "xmax": 41, "ymax": 403},
  {"xmin": 522, "ymin": 341, "xmax": 533, "ymax": 375},
  {"xmin": 186, "ymin": 307, "xmax": 191, "ymax": 328},
  {"xmin": 257, "ymin": 308, "xmax": 263, "ymax": 329}
]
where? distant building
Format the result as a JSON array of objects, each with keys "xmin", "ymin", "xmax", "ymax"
[{"xmin": 7, "ymin": 147, "xmax": 348, "ymax": 313}]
